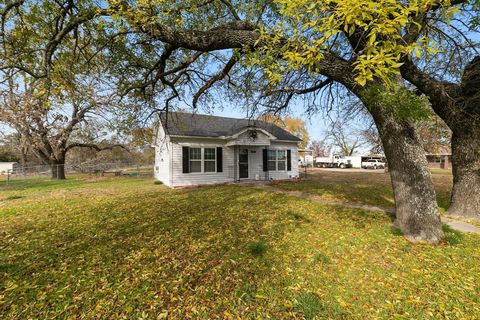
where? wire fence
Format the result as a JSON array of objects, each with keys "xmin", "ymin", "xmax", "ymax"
[{"xmin": 0, "ymin": 162, "xmax": 154, "ymax": 186}]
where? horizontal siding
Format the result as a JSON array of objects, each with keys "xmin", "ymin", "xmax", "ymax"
[
  {"xmin": 154, "ymin": 125, "xmax": 171, "ymax": 186},
  {"xmin": 158, "ymin": 136, "xmax": 299, "ymax": 187},
  {"xmin": 171, "ymin": 139, "xmax": 235, "ymax": 187},
  {"xmin": 232, "ymin": 131, "xmax": 271, "ymax": 146},
  {"xmin": 263, "ymin": 142, "xmax": 299, "ymax": 180}
]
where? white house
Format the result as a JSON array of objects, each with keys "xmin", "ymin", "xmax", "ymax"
[{"xmin": 154, "ymin": 112, "xmax": 302, "ymax": 187}]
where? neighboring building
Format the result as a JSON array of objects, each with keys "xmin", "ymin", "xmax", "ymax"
[
  {"xmin": 298, "ymin": 150, "xmax": 314, "ymax": 167},
  {"xmin": 0, "ymin": 162, "xmax": 19, "ymax": 174},
  {"xmin": 154, "ymin": 112, "xmax": 302, "ymax": 187},
  {"xmin": 426, "ymin": 154, "xmax": 452, "ymax": 169},
  {"xmin": 425, "ymin": 146, "xmax": 452, "ymax": 169}
]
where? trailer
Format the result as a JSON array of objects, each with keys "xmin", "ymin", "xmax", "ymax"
[{"xmin": 314, "ymin": 154, "xmax": 352, "ymax": 169}]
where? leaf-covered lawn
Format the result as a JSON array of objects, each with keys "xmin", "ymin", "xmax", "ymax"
[
  {"xmin": 1, "ymin": 176, "xmax": 479, "ymax": 319},
  {"xmin": 276, "ymin": 169, "xmax": 452, "ymax": 211}
]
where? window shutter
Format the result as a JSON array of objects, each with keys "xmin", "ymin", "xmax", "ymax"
[
  {"xmin": 263, "ymin": 149, "xmax": 268, "ymax": 172},
  {"xmin": 287, "ymin": 149, "xmax": 292, "ymax": 171},
  {"xmin": 182, "ymin": 146, "xmax": 190, "ymax": 173},
  {"xmin": 216, "ymin": 147, "xmax": 223, "ymax": 172}
]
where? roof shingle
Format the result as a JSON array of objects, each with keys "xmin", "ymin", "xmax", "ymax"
[{"xmin": 159, "ymin": 112, "xmax": 302, "ymax": 142}]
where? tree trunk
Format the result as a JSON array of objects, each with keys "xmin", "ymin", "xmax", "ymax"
[
  {"xmin": 50, "ymin": 160, "xmax": 66, "ymax": 180},
  {"xmin": 364, "ymin": 97, "xmax": 443, "ymax": 243},
  {"xmin": 447, "ymin": 129, "xmax": 480, "ymax": 218}
]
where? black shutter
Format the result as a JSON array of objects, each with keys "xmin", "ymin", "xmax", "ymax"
[
  {"xmin": 182, "ymin": 146, "xmax": 190, "ymax": 173},
  {"xmin": 287, "ymin": 149, "xmax": 292, "ymax": 171},
  {"xmin": 216, "ymin": 147, "xmax": 223, "ymax": 172},
  {"xmin": 263, "ymin": 149, "xmax": 268, "ymax": 171}
]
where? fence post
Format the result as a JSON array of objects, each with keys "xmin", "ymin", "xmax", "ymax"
[{"xmin": 6, "ymin": 170, "xmax": 10, "ymax": 186}]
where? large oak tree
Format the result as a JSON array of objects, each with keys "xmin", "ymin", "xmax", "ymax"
[{"xmin": 4, "ymin": 0, "xmax": 478, "ymax": 240}]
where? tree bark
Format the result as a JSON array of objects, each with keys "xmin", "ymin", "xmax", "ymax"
[
  {"xmin": 401, "ymin": 56, "xmax": 480, "ymax": 219},
  {"xmin": 50, "ymin": 160, "xmax": 66, "ymax": 180},
  {"xmin": 363, "ymin": 91, "xmax": 443, "ymax": 243},
  {"xmin": 448, "ymin": 128, "xmax": 480, "ymax": 218}
]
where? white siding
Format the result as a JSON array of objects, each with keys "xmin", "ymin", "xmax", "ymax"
[
  {"xmin": 229, "ymin": 130, "xmax": 271, "ymax": 146},
  {"xmin": 154, "ymin": 127, "xmax": 300, "ymax": 187},
  {"xmin": 154, "ymin": 125, "xmax": 172, "ymax": 186},
  {"xmin": 231, "ymin": 143, "xmax": 299, "ymax": 181},
  {"xmin": 260, "ymin": 142, "xmax": 299, "ymax": 180},
  {"xmin": 170, "ymin": 138, "xmax": 235, "ymax": 187}
]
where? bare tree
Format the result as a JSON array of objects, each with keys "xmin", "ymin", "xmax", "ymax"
[
  {"xmin": 361, "ymin": 124, "xmax": 384, "ymax": 155},
  {"xmin": 0, "ymin": 77, "xmax": 125, "ymax": 179},
  {"xmin": 324, "ymin": 118, "xmax": 366, "ymax": 156},
  {"xmin": 309, "ymin": 140, "xmax": 330, "ymax": 157}
]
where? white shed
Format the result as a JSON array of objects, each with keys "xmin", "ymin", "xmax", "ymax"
[{"xmin": 0, "ymin": 162, "xmax": 19, "ymax": 174}]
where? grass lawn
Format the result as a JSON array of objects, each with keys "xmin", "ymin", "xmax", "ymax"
[
  {"xmin": 279, "ymin": 169, "xmax": 453, "ymax": 211},
  {"xmin": 1, "ymin": 175, "xmax": 479, "ymax": 319}
]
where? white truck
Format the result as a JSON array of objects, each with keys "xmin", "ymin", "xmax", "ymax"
[
  {"xmin": 361, "ymin": 159, "xmax": 385, "ymax": 169},
  {"xmin": 315, "ymin": 154, "xmax": 352, "ymax": 169}
]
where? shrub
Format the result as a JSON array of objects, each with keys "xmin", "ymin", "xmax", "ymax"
[
  {"xmin": 154, "ymin": 180, "xmax": 163, "ymax": 185},
  {"xmin": 287, "ymin": 210, "xmax": 310, "ymax": 222},
  {"xmin": 247, "ymin": 241, "xmax": 268, "ymax": 256},
  {"xmin": 442, "ymin": 223, "xmax": 464, "ymax": 245},
  {"xmin": 295, "ymin": 293, "xmax": 324, "ymax": 320},
  {"xmin": 390, "ymin": 227, "xmax": 403, "ymax": 236},
  {"xmin": 313, "ymin": 252, "xmax": 330, "ymax": 264}
]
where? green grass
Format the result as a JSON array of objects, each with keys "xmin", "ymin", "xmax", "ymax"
[
  {"xmin": 0, "ymin": 176, "xmax": 479, "ymax": 318},
  {"xmin": 274, "ymin": 170, "xmax": 453, "ymax": 211}
]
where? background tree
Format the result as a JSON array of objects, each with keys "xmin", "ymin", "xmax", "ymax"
[
  {"xmin": 259, "ymin": 114, "xmax": 310, "ymax": 149},
  {"xmin": 309, "ymin": 140, "xmax": 330, "ymax": 158},
  {"xmin": 324, "ymin": 118, "xmax": 366, "ymax": 156},
  {"xmin": 0, "ymin": 77, "xmax": 122, "ymax": 179},
  {"xmin": 0, "ymin": 0, "xmax": 127, "ymax": 179}
]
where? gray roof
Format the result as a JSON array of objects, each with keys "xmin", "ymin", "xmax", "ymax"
[{"xmin": 159, "ymin": 112, "xmax": 302, "ymax": 142}]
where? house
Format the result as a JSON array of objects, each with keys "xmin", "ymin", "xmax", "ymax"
[
  {"xmin": 425, "ymin": 146, "xmax": 452, "ymax": 169},
  {"xmin": 0, "ymin": 162, "xmax": 19, "ymax": 174},
  {"xmin": 154, "ymin": 112, "xmax": 302, "ymax": 187},
  {"xmin": 426, "ymin": 154, "xmax": 452, "ymax": 169}
]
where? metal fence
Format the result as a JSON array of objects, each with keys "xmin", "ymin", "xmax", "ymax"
[{"xmin": 0, "ymin": 162, "xmax": 154, "ymax": 186}]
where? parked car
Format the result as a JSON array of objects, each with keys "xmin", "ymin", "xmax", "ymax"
[{"xmin": 362, "ymin": 159, "xmax": 385, "ymax": 169}]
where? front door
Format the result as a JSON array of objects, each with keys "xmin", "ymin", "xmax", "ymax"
[{"xmin": 239, "ymin": 148, "xmax": 249, "ymax": 179}]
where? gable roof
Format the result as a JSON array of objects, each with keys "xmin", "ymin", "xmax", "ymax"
[{"xmin": 159, "ymin": 112, "xmax": 302, "ymax": 142}]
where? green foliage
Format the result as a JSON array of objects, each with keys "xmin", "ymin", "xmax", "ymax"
[
  {"xmin": 271, "ymin": 0, "xmax": 458, "ymax": 85},
  {"xmin": 442, "ymin": 223, "xmax": 464, "ymax": 245},
  {"xmin": 361, "ymin": 84, "xmax": 432, "ymax": 121},
  {"xmin": 154, "ymin": 180, "xmax": 163, "ymax": 185}
]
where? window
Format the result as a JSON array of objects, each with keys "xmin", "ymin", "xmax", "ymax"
[
  {"xmin": 277, "ymin": 150, "xmax": 286, "ymax": 171},
  {"xmin": 204, "ymin": 148, "xmax": 216, "ymax": 173},
  {"xmin": 187, "ymin": 147, "xmax": 217, "ymax": 173},
  {"xmin": 268, "ymin": 149, "xmax": 277, "ymax": 171},
  {"xmin": 268, "ymin": 150, "xmax": 287, "ymax": 171},
  {"xmin": 189, "ymin": 148, "xmax": 202, "ymax": 173}
]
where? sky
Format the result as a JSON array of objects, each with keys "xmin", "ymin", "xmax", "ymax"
[{"xmin": 209, "ymin": 102, "xmax": 331, "ymax": 142}]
